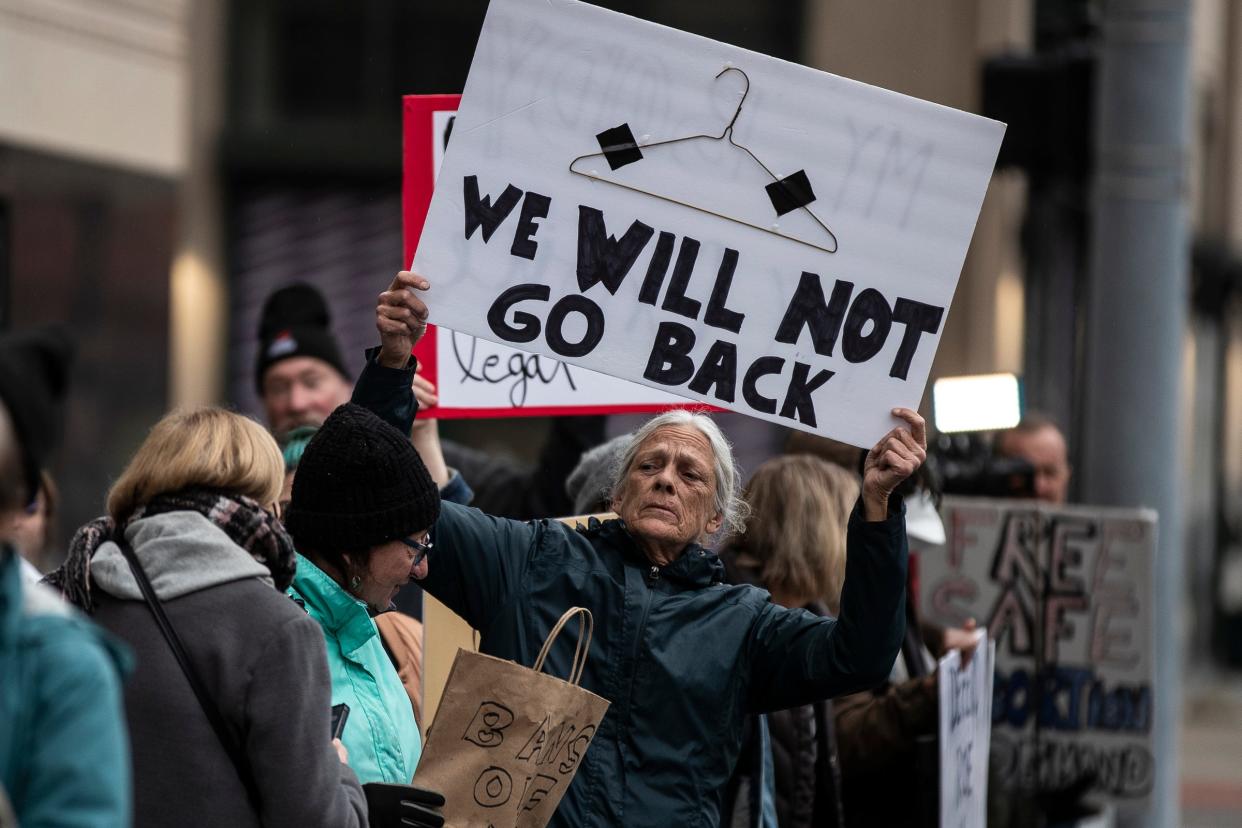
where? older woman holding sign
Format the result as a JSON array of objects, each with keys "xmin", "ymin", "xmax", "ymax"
[{"xmin": 354, "ymin": 270, "xmax": 924, "ymax": 828}]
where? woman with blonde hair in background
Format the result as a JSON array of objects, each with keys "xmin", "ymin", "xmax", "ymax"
[
  {"xmin": 778, "ymin": 437, "xmax": 981, "ymax": 827},
  {"xmin": 720, "ymin": 453, "xmax": 859, "ymax": 828},
  {"xmin": 45, "ymin": 407, "xmax": 367, "ymax": 828},
  {"xmin": 725, "ymin": 454, "xmax": 859, "ymax": 613}
]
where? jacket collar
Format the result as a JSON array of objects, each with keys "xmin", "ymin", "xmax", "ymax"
[
  {"xmin": 289, "ymin": 553, "xmax": 377, "ymax": 654},
  {"xmin": 92, "ymin": 511, "xmax": 274, "ymax": 602},
  {"xmin": 586, "ymin": 518, "xmax": 725, "ymax": 589}
]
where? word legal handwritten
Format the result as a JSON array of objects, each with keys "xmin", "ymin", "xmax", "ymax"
[{"xmin": 451, "ymin": 330, "xmax": 579, "ymax": 407}]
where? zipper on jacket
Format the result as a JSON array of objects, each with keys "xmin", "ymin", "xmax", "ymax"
[
  {"xmin": 625, "ymin": 565, "xmax": 658, "ymax": 714},
  {"xmin": 612, "ymin": 562, "xmax": 658, "ymax": 826}
]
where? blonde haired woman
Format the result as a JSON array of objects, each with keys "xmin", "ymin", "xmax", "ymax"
[
  {"xmin": 46, "ymin": 407, "xmax": 367, "ymax": 828},
  {"xmin": 727, "ymin": 454, "xmax": 859, "ymax": 614}
]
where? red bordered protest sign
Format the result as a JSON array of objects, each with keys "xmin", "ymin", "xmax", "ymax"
[{"xmin": 403, "ymin": 94, "xmax": 695, "ymax": 419}]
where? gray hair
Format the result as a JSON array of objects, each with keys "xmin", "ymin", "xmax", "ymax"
[
  {"xmin": 565, "ymin": 434, "xmax": 633, "ymax": 515},
  {"xmin": 608, "ymin": 410, "xmax": 749, "ymax": 539}
]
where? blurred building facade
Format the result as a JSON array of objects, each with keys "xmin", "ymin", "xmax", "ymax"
[
  {"xmin": 2, "ymin": 0, "xmax": 1242, "ymax": 667},
  {"xmin": 0, "ymin": 0, "xmax": 184, "ymax": 553}
]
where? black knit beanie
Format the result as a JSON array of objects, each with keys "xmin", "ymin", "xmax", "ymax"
[
  {"xmin": 254, "ymin": 283, "xmax": 351, "ymax": 394},
  {"xmin": 0, "ymin": 325, "xmax": 74, "ymax": 505},
  {"xmin": 284, "ymin": 403, "xmax": 440, "ymax": 551}
]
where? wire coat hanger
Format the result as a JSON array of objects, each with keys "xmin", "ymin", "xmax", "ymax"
[{"xmin": 569, "ymin": 66, "xmax": 839, "ymax": 255}]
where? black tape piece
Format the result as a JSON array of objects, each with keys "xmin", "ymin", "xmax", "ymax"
[
  {"xmin": 765, "ymin": 169, "xmax": 816, "ymax": 217},
  {"xmin": 596, "ymin": 124, "xmax": 644, "ymax": 171}
]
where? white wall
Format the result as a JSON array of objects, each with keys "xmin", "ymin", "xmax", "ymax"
[{"xmin": 0, "ymin": 0, "xmax": 187, "ymax": 176}]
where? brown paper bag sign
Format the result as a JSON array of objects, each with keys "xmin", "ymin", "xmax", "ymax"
[{"xmin": 412, "ymin": 608, "xmax": 611, "ymax": 828}]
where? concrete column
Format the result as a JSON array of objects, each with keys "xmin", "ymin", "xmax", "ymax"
[
  {"xmin": 1080, "ymin": 2, "xmax": 1192, "ymax": 824},
  {"xmin": 170, "ymin": 0, "xmax": 228, "ymax": 407}
]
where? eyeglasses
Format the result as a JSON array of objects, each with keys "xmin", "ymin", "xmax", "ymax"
[{"xmin": 401, "ymin": 534, "xmax": 434, "ymax": 566}]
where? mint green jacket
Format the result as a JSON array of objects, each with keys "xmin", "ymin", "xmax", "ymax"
[{"xmin": 288, "ymin": 554, "xmax": 421, "ymax": 785}]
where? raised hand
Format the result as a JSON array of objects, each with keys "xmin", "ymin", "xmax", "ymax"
[
  {"xmin": 861, "ymin": 407, "xmax": 927, "ymax": 521},
  {"xmin": 944, "ymin": 618, "xmax": 981, "ymax": 666},
  {"xmin": 376, "ymin": 271, "xmax": 431, "ymax": 369}
]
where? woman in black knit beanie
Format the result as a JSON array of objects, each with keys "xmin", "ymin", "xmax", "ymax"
[
  {"xmin": 284, "ymin": 402, "xmax": 441, "ymax": 610},
  {"xmin": 282, "ymin": 403, "xmax": 445, "ymax": 827}
]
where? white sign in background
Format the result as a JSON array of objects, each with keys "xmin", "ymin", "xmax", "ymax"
[
  {"xmin": 415, "ymin": 0, "xmax": 1005, "ymax": 446},
  {"xmin": 432, "ymin": 109, "xmax": 454, "ymax": 176},
  {"xmin": 919, "ymin": 499, "xmax": 1157, "ymax": 814},
  {"xmin": 429, "ymin": 107, "xmax": 689, "ymax": 410},
  {"xmin": 939, "ymin": 629, "xmax": 995, "ymax": 828}
]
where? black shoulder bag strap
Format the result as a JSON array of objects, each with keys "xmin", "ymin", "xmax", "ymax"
[{"xmin": 116, "ymin": 535, "xmax": 263, "ymax": 810}]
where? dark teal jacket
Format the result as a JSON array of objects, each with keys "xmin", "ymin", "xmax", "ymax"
[
  {"xmin": 353, "ymin": 354, "xmax": 908, "ymax": 828},
  {"xmin": 0, "ymin": 547, "xmax": 132, "ymax": 828}
]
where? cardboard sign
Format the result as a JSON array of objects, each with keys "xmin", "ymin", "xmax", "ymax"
[
  {"xmin": 939, "ymin": 629, "xmax": 995, "ymax": 828},
  {"xmin": 403, "ymin": 95, "xmax": 692, "ymax": 418},
  {"xmin": 411, "ymin": 0, "xmax": 1004, "ymax": 446},
  {"xmin": 918, "ymin": 498, "xmax": 1157, "ymax": 814}
]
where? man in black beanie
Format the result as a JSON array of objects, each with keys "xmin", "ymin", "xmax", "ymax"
[
  {"xmin": 255, "ymin": 283, "xmax": 354, "ymax": 438},
  {"xmin": 0, "ymin": 326, "xmax": 132, "ymax": 827}
]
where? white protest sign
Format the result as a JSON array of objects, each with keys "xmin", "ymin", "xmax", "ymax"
[
  {"xmin": 919, "ymin": 498, "xmax": 1157, "ymax": 816},
  {"xmin": 413, "ymin": 0, "xmax": 1005, "ymax": 446},
  {"xmin": 939, "ymin": 629, "xmax": 995, "ymax": 828}
]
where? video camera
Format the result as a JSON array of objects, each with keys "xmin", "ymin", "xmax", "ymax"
[
  {"xmin": 934, "ymin": 432, "xmax": 1035, "ymax": 498},
  {"xmin": 931, "ymin": 374, "xmax": 1035, "ymax": 499}
]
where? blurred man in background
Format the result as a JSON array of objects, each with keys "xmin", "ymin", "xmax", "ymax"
[
  {"xmin": 994, "ymin": 414, "xmax": 1072, "ymax": 504},
  {"xmin": 254, "ymin": 284, "xmax": 354, "ymax": 440}
]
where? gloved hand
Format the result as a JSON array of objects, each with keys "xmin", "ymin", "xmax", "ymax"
[{"xmin": 362, "ymin": 783, "xmax": 446, "ymax": 828}]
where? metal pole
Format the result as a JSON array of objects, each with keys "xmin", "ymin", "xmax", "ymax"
[{"xmin": 1080, "ymin": 1, "xmax": 1191, "ymax": 825}]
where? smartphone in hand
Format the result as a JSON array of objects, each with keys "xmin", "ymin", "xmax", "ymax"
[{"xmin": 331, "ymin": 703, "xmax": 350, "ymax": 740}]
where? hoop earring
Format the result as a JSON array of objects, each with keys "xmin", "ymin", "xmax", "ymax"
[{"xmin": 349, "ymin": 575, "xmax": 361, "ymax": 591}]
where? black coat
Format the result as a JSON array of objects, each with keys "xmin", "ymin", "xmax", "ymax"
[{"xmin": 721, "ymin": 552, "xmax": 846, "ymax": 828}]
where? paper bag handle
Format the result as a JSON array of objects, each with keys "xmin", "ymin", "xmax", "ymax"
[{"xmin": 533, "ymin": 607, "xmax": 594, "ymax": 687}]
